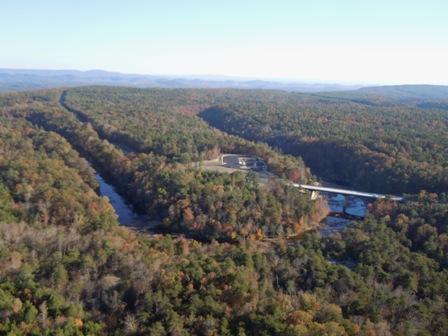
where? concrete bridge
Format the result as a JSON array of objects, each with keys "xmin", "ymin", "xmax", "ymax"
[{"xmin": 292, "ymin": 184, "xmax": 404, "ymax": 201}]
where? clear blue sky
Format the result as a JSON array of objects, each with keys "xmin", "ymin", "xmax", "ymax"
[{"xmin": 2, "ymin": 0, "xmax": 447, "ymax": 84}]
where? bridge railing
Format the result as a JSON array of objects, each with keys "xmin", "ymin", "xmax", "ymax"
[{"xmin": 292, "ymin": 184, "xmax": 404, "ymax": 201}]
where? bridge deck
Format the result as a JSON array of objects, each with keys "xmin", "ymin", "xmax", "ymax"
[{"xmin": 292, "ymin": 184, "xmax": 403, "ymax": 201}]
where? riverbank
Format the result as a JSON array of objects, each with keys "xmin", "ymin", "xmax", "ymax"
[{"xmin": 94, "ymin": 165, "xmax": 163, "ymax": 235}]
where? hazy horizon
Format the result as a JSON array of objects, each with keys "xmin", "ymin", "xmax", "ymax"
[
  {"xmin": 2, "ymin": 1, "xmax": 448, "ymax": 86},
  {"xmin": 0, "ymin": 67, "xmax": 373, "ymax": 86},
  {"xmin": 4, "ymin": 67, "xmax": 447, "ymax": 88}
]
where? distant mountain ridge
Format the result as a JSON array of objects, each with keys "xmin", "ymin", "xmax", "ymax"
[
  {"xmin": 310, "ymin": 84, "xmax": 448, "ymax": 107},
  {"xmin": 357, "ymin": 84, "xmax": 448, "ymax": 100},
  {"xmin": 1, "ymin": 69, "xmax": 447, "ymax": 97},
  {"xmin": 0, "ymin": 69, "xmax": 123, "ymax": 77},
  {"xmin": 0, "ymin": 68, "xmax": 363, "ymax": 92}
]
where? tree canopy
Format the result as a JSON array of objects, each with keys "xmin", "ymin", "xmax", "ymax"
[{"xmin": 0, "ymin": 86, "xmax": 446, "ymax": 335}]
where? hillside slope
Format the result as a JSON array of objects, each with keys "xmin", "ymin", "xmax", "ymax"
[{"xmin": 0, "ymin": 86, "xmax": 447, "ymax": 335}]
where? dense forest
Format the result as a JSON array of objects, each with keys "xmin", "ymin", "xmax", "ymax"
[
  {"xmin": 0, "ymin": 86, "xmax": 447, "ymax": 335},
  {"xmin": 199, "ymin": 86, "xmax": 448, "ymax": 195}
]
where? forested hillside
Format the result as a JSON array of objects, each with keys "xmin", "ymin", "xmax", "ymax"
[
  {"xmin": 199, "ymin": 86, "xmax": 448, "ymax": 195},
  {"xmin": 0, "ymin": 86, "xmax": 447, "ymax": 335}
]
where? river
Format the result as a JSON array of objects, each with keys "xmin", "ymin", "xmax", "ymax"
[
  {"xmin": 61, "ymin": 94, "xmax": 367, "ymax": 238},
  {"xmin": 319, "ymin": 193, "xmax": 368, "ymax": 236},
  {"xmin": 95, "ymin": 167, "xmax": 368, "ymax": 238},
  {"xmin": 94, "ymin": 170, "xmax": 162, "ymax": 234}
]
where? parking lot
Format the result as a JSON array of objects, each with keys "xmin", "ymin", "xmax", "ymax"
[
  {"xmin": 220, "ymin": 154, "xmax": 267, "ymax": 171},
  {"xmin": 199, "ymin": 154, "xmax": 272, "ymax": 185}
]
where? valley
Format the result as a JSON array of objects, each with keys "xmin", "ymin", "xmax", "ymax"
[{"xmin": 0, "ymin": 85, "xmax": 447, "ymax": 335}]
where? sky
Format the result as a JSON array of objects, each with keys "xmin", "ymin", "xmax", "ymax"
[{"xmin": 1, "ymin": 0, "xmax": 447, "ymax": 85}]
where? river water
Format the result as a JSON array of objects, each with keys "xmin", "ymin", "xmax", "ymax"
[
  {"xmin": 319, "ymin": 193, "xmax": 368, "ymax": 236},
  {"xmin": 93, "ymin": 159, "xmax": 367, "ymax": 237},
  {"xmin": 94, "ymin": 171, "xmax": 161, "ymax": 234}
]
